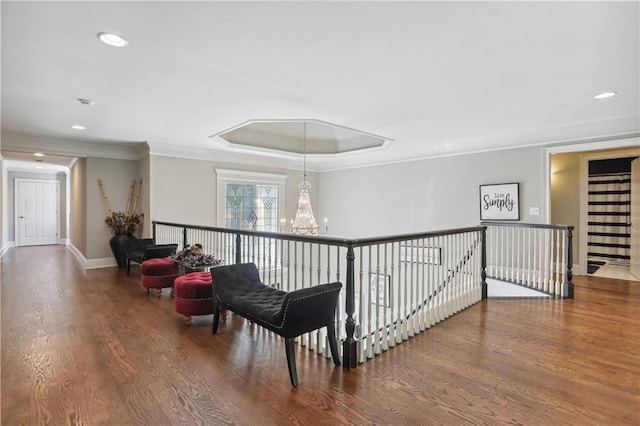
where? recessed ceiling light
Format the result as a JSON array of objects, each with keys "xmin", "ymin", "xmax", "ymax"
[
  {"xmin": 97, "ymin": 32, "xmax": 129, "ymax": 47},
  {"xmin": 594, "ymin": 91, "xmax": 617, "ymax": 99},
  {"xmin": 34, "ymin": 152, "xmax": 45, "ymax": 157},
  {"xmin": 35, "ymin": 166, "xmax": 43, "ymax": 169},
  {"xmin": 71, "ymin": 124, "xmax": 86, "ymax": 130}
]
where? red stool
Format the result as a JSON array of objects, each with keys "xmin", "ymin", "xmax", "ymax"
[
  {"xmin": 173, "ymin": 271, "xmax": 217, "ymax": 325},
  {"xmin": 141, "ymin": 257, "xmax": 179, "ymax": 298}
]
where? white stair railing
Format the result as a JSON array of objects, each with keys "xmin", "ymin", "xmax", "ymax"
[
  {"xmin": 152, "ymin": 221, "xmax": 488, "ymax": 368},
  {"xmin": 483, "ymin": 222, "xmax": 574, "ymax": 298}
]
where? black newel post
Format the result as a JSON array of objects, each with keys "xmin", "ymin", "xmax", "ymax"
[
  {"xmin": 182, "ymin": 227, "xmax": 188, "ymax": 248},
  {"xmin": 342, "ymin": 245, "xmax": 358, "ymax": 369},
  {"xmin": 152, "ymin": 221, "xmax": 157, "ymax": 243},
  {"xmin": 562, "ymin": 226, "xmax": 574, "ymax": 299},
  {"xmin": 481, "ymin": 227, "xmax": 488, "ymax": 300},
  {"xmin": 235, "ymin": 234, "xmax": 242, "ymax": 264}
]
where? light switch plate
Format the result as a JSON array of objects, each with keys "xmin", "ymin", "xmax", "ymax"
[{"xmin": 529, "ymin": 207, "xmax": 540, "ymax": 216}]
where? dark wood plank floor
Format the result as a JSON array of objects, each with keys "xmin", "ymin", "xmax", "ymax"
[{"xmin": 2, "ymin": 245, "xmax": 639, "ymax": 425}]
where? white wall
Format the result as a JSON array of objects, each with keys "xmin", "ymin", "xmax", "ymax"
[
  {"xmin": 147, "ymin": 148, "xmax": 551, "ymax": 239},
  {"xmin": 70, "ymin": 158, "xmax": 87, "ymax": 256},
  {"xmin": 0, "ymin": 158, "xmax": 7, "ymax": 253},
  {"xmin": 318, "ymin": 146, "xmax": 546, "ymax": 238},
  {"xmin": 138, "ymin": 154, "xmax": 151, "ymax": 238},
  {"xmin": 149, "ymin": 147, "xmax": 548, "ymax": 240},
  {"xmin": 150, "ymin": 156, "xmax": 216, "ymax": 226},
  {"xmin": 150, "ymin": 155, "xmax": 314, "ymax": 228},
  {"xmin": 86, "ymin": 157, "xmax": 140, "ymax": 260},
  {"xmin": 551, "ymin": 152, "xmax": 581, "ymax": 258}
]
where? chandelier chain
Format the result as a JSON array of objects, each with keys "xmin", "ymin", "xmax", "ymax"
[{"xmin": 303, "ymin": 121, "xmax": 307, "ymax": 179}]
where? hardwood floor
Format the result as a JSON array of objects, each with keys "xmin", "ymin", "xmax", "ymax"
[{"xmin": 2, "ymin": 245, "xmax": 639, "ymax": 425}]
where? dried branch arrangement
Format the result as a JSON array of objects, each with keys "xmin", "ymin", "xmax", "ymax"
[{"xmin": 99, "ymin": 178, "xmax": 145, "ymax": 235}]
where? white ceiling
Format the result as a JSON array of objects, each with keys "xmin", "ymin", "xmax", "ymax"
[{"xmin": 2, "ymin": 1, "xmax": 639, "ymax": 172}]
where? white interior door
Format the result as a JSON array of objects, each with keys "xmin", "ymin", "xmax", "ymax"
[
  {"xmin": 16, "ymin": 179, "xmax": 59, "ymax": 246},
  {"xmin": 631, "ymin": 158, "xmax": 640, "ymax": 279}
]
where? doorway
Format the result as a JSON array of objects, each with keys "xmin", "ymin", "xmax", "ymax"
[
  {"xmin": 580, "ymin": 152, "xmax": 639, "ymax": 281},
  {"xmin": 547, "ymin": 139, "xmax": 639, "ymax": 280},
  {"xmin": 631, "ymin": 158, "xmax": 640, "ymax": 279},
  {"xmin": 15, "ymin": 179, "xmax": 60, "ymax": 246}
]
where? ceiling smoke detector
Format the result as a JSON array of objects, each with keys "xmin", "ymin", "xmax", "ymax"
[{"xmin": 77, "ymin": 98, "xmax": 95, "ymax": 106}]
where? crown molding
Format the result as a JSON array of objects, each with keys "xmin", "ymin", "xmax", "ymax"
[
  {"xmin": 4, "ymin": 113, "xmax": 638, "ymax": 174},
  {"xmin": 1, "ymin": 133, "xmax": 147, "ymax": 161},
  {"xmin": 3, "ymin": 159, "xmax": 69, "ymax": 174},
  {"xmin": 148, "ymin": 142, "xmax": 312, "ymax": 172},
  {"xmin": 315, "ymin": 116, "xmax": 640, "ymax": 172},
  {"xmin": 149, "ymin": 140, "xmax": 395, "ymax": 173},
  {"xmin": 544, "ymin": 135, "xmax": 640, "ymax": 154}
]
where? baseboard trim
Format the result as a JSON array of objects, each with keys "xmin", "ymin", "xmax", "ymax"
[
  {"xmin": 68, "ymin": 244, "xmax": 117, "ymax": 269},
  {"xmin": 573, "ymin": 263, "xmax": 583, "ymax": 276},
  {"xmin": 85, "ymin": 257, "xmax": 117, "ymax": 270},
  {"xmin": 68, "ymin": 244, "xmax": 87, "ymax": 267},
  {"xmin": 0, "ymin": 241, "xmax": 15, "ymax": 258}
]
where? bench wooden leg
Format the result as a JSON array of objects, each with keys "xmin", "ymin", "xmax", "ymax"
[
  {"xmin": 284, "ymin": 338, "xmax": 298, "ymax": 387},
  {"xmin": 327, "ymin": 322, "xmax": 341, "ymax": 366},
  {"xmin": 212, "ymin": 302, "xmax": 220, "ymax": 334}
]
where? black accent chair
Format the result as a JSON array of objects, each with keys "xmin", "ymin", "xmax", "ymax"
[
  {"xmin": 126, "ymin": 238, "xmax": 178, "ymax": 275},
  {"xmin": 211, "ymin": 263, "xmax": 342, "ymax": 387}
]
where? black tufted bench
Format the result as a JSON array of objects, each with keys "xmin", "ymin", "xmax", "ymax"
[{"xmin": 210, "ymin": 263, "xmax": 342, "ymax": 387}]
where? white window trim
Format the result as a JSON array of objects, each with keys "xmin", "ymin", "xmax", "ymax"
[{"xmin": 215, "ymin": 168, "xmax": 287, "ymax": 228}]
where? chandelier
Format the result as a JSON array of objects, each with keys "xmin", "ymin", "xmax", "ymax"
[{"xmin": 290, "ymin": 122, "xmax": 323, "ymax": 235}]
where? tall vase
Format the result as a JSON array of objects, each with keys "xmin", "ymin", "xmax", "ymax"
[{"xmin": 109, "ymin": 234, "xmax": 133, "ymax": 269}]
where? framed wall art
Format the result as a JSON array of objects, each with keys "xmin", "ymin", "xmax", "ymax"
[
  {"xmin": 399, "ymin": 245, "xmax": 441, "ymax": 265},
  {"xmin": 479, "ymin": 183, "xmax": 520, "ymax": 220}
]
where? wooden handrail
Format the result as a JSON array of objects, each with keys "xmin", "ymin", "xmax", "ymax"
[
  {"xmin": 152, "ymin": 220, "xmax": 486, "ymax": 248},
  {"xmin": 481, "ymin": 221, "xmax": 572, "ymax": 231}
]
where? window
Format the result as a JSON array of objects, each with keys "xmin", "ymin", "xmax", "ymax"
[
  {"xmin": 224, "ymin": 183, "xmax": 278, "ymax": 231},
  {"xmin": 216, "ymin": 169, "xmax": 287, "ymax": 274},
  {"xmin": 216, "ymin": 169, "xmax": 286, "ymax": 230}
]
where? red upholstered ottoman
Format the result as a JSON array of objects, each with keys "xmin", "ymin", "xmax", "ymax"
[
  {"xmin": 174, "ymin": 271, "xmax": 217, "ymax": 325},
  {"xmin": 141, "ymin": 257, "xmax": 179, "ymax": 298}
]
